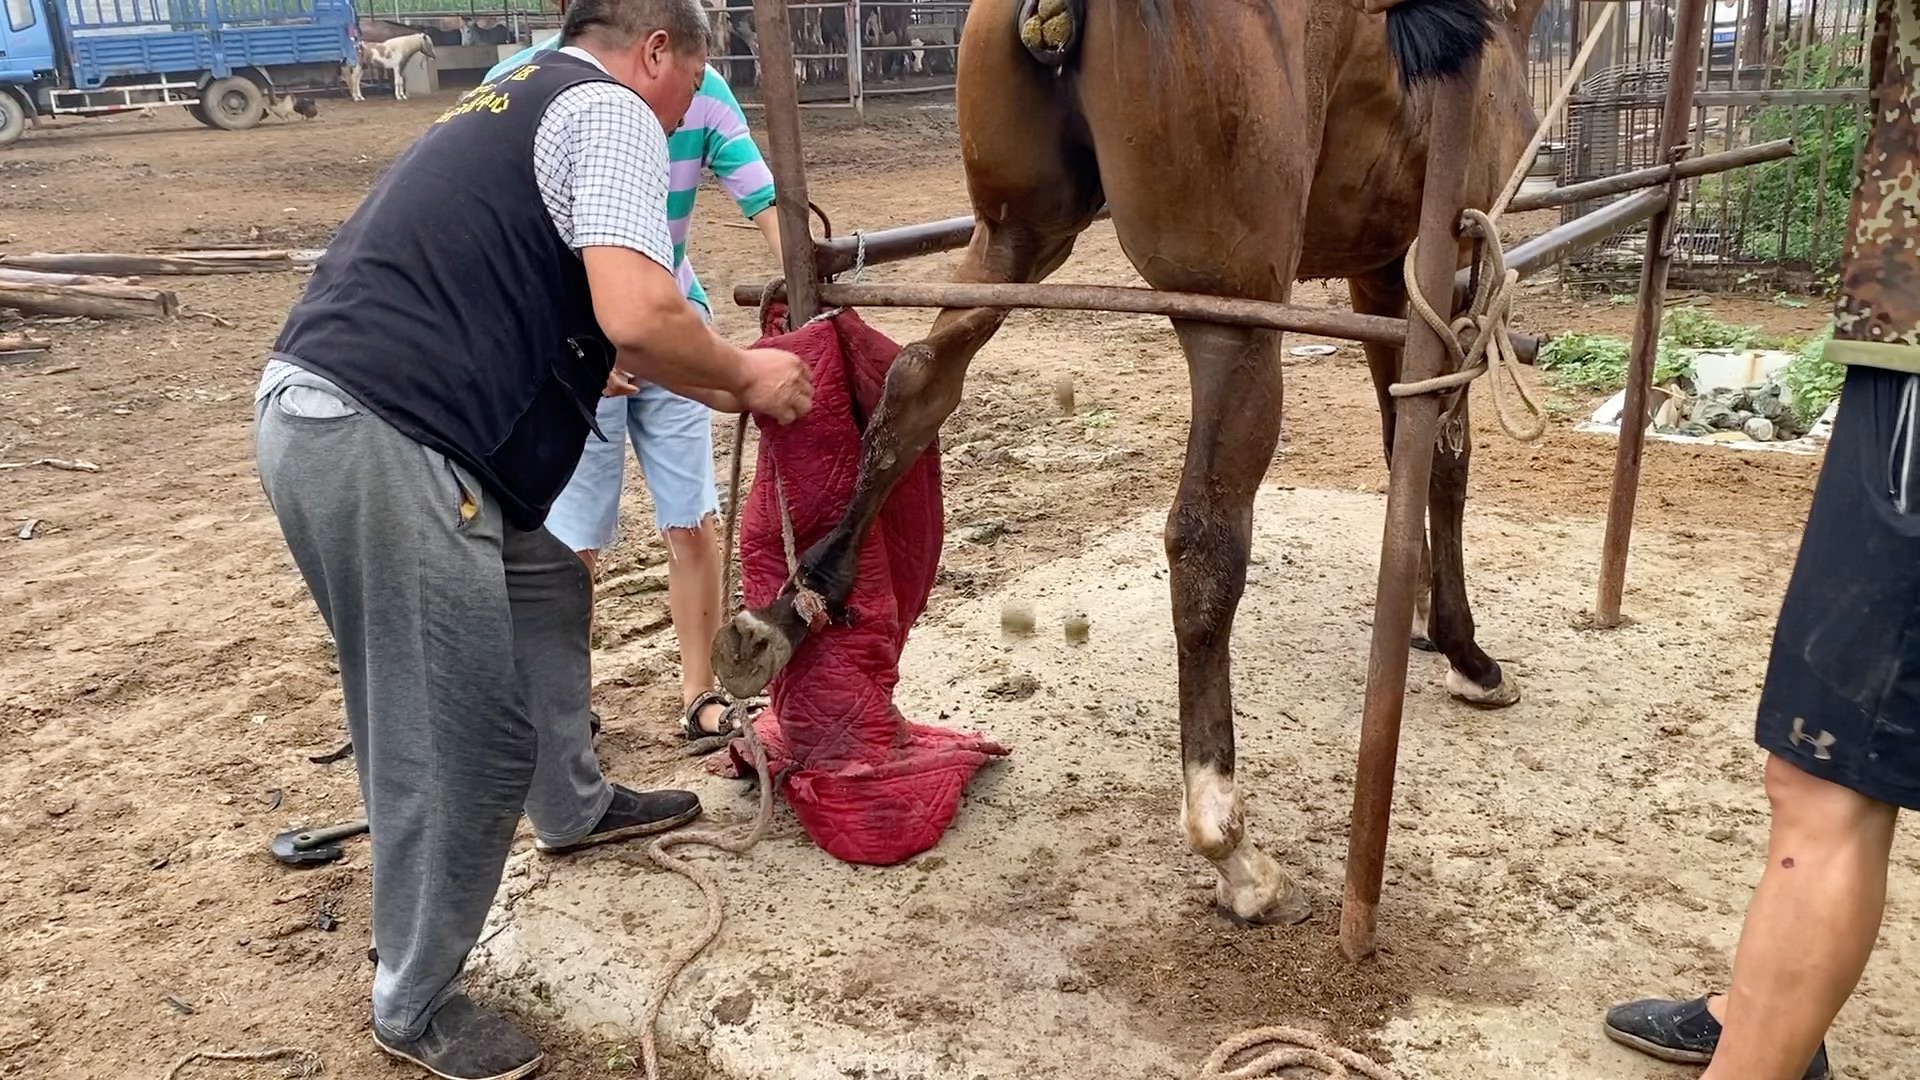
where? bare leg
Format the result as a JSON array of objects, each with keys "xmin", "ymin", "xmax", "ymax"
[
  {"xmin": 1171, "ymin": 319, "xmax": 1310, "ymax": 926},
  {"xmin": 662, "ymin": 518, "xmax": 727, "ymax": 731},
  {"xmin": 1702, "ymin": 754, "xmax": 1898, "ymax": 1080}
]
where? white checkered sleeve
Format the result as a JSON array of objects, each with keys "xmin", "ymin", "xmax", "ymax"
[{"xmin": 533, "ymin": 81, "xmax": 676, "ymax": 272}]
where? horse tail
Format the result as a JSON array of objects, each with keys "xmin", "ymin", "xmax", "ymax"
[{"xmin": 1382, "ymin": 0, "xmax": 1494, "ymax": 88}]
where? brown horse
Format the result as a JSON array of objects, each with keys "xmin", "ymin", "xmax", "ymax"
[{"xmin": 721, "ymin": 0, "xmax": 1542, "ymax": 926}]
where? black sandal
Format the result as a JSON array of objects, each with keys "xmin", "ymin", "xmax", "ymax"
[
  {"xmin": 680, "ymin": 690, "xmax": 741, "ymax": 741},
  {"xmin": 680, "ymin": 691, "xmax": 764, "ymax": 757}
]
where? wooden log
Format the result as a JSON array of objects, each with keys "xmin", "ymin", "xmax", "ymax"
[
  {"xmin": 0, "ymin": 249, "xmax": 318, "ymax": 276},
  {"xmin": 0, "ymin": 280, "xmax": 178, "ymax": 319},
  {"xmin": 0, "ymin": 266, "xmax": 136, "ymax": 288},
  {"xmin": 0, "ymin": 333, "xmax": 53, "ymax": 364}
]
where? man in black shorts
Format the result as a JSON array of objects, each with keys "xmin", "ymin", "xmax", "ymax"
[{"xmin": 1603, "ymin": 8, "xmax": 1913, "ymax": 1076}]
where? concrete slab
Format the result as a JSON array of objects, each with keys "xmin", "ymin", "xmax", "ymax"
[{"xmin": 466, "ymin": 487, "xmax": 1914, "ymax": 1080}]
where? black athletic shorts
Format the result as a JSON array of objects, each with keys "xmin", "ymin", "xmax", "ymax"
[{"xmin": 1755, "ymin": 364, "xmax": 1920, "ymax": 810}]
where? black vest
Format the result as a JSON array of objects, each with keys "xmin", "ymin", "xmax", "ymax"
[{"xmin": 274, "ymin": 51, "xmax": 627, "ymax": 531}]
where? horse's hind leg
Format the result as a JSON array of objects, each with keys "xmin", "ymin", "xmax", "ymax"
[
  {"xmin": 1169, "ymin": 319, "xmax": 1310, "ymax": 926},
  {"xmin": 1426, "ymin": 395, "xmax": 1518, "ymax": 706},
  {"xmin": 1350, "ymin": 264, "xmax": 1518, "ymax": 708}
]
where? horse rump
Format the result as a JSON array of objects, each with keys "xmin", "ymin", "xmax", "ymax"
[{"xmin": 1383, "ymin": 0, "xmax": 1494, "ymax": 88}]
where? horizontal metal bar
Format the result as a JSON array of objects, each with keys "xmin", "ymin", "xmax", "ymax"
[
  {"xmin": 733, "ymin": 280, "xmax": 1540, "ymax": 363},
  {"xmin": 1507, "ymin": 138, "xmax": 1795, "ymax": 212},
  {"xmin": 1459, "ymin": 187, "xmax": 1670, "ymax": 307},
  {"xmin": 814, "ymin": 210, "xmax": 1119, "ymax": 276},
  {"xmin": 860, "ymin": 83, "xmax": 958, "ymax": 96}
]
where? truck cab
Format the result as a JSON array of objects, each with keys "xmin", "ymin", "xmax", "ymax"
[{"xmin": 0, "ymin": 0, "xmax": 356, "ymax": 145}]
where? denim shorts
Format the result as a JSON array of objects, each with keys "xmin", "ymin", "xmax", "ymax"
[
  {"xmin": 544, "ymin": 381, "xmax": 720, "ymax": 551},
  {"xmin": 1754, "ymin": 364, "xmax": 1920, "ymax": 810}
]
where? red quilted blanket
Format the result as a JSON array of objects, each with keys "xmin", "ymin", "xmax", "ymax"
[{"xmin": 714, "ymin": 307, "xmax": 1009, "ymax": 865}]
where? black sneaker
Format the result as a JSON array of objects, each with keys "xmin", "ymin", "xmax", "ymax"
[
  {"xmin": 1604, "ymin": 995, "xmax": 1830, "ymax": 1079},
  {"xmin": 534, "ymin": 785, "xmax": 701, "ymax": 854},
  {"xmin": 373, "ymin": 993, "xmax": 543, "ymax": 1080}
]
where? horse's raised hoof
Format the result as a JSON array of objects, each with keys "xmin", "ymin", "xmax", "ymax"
[
  {"xmin": 1446, "ymin": 664, "xmax": 1521, "ymax": 709},
  {"xmin": 712, "ymin": 603, "xmax": 804, "ymax": 699},
  {"xmin": 1213, "ymin": 855, "xmax": 1313, "ymax": 927},
  {"xmin": 1410, "ymin": 634, "xmax": 1440, "ymax": 653}
]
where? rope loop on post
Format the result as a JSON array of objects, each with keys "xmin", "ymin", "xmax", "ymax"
[{"xmin": 1390, "ymin": 208, "xmax": 1547, "ymax": 444}]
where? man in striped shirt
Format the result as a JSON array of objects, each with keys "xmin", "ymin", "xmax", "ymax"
[{"xmin": 487, "ymin": 40, "xmax": 782, "ymax": 744}]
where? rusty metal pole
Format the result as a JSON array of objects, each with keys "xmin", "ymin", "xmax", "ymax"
[
  {"xmin": 751, "ymin": 0, "xmax": 821, "ymax": 327},
  {"xmin": 1338, "ymin": 66, "xmax": 1480, "ymax": 963},
  {"xmin": 1593, "ymin": 0, "xmax": 1710, "ymax": 627},
  {"xmin": 1830, "ymin": 2, "xmax": 1919, "ymax": 359}
]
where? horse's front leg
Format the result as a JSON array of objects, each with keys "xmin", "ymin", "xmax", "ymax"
[
  {"xmin": 711, "ymin": 303, "xmax": 1007, "ymax": 697},
  {"xmin": 1169, "ymin": 320, "xmax": 1312, "ymax": 926}
]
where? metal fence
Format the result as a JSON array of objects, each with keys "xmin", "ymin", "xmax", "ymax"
[
  {"xmin": 1529, "ymin": 0, "xmax": 1873, "ymax": 291},
  {"xmin": 705, "ymin": 0, "xmax": 965, "ymax": 111}
]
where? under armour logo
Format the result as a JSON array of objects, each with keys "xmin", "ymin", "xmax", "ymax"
[{"xmin": 1789, "ymin": 717, "xmax": 1837, "ymax": 760}]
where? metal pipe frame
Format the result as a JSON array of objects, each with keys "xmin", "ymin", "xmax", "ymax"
[
  {"xmin": 1337, "ymin": 65, "xmax": 1483, "ymax": 963},
  {"xmin": 751, "ymin": 0, "xmax": 823, "ymax": 326},
  {"xmin": 1594, "ymin": 0, "xmax": 1712, "ymax": 627},
  {"xmin": 734, "ymin": 279, "xmax": 1542, "ymax": 363},
  {"xmin": 1506, "ymin": 138, "xmax": 1796, "ymax": 212}
]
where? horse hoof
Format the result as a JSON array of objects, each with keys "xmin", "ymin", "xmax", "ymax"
[
  {"xmin": 712, "ymin": 607, "xmax": 797, "ymax": 699},
  {"xmin": 1215, "ymin": 870, "xmax": 1312, "ymax": 927},
  {"xmin": 1410, "ymin": 634, "xmax": 1440, "ymax": 653},
  {"xmin": 1446, "ymin": 664, "xmax": 1521, "ymax": 709}
]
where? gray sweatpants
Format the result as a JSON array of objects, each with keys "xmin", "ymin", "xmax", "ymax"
[{"xmin": 254, "ymin": 362, "xmax": 615, "ymax": 1041}]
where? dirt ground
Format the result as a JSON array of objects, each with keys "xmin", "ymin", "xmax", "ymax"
[{"xmin": 1, "ymin": 96, "xmax": 1909, "ymax": 1080}]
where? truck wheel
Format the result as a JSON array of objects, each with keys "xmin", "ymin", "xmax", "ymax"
[
  {"xmin": 201, "ymin": 76, "xmax": 264, "ymax": 131},
  {"xmin": 184, "ymin": 101, "xmax": 216, "ymax": 128},
  {"xmin": 0, "ymin": 94, "xmax": 26, "ymax": 147}
]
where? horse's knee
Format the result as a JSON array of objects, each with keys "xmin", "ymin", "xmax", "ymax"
[{"xmin": 1163, "ymin": 504, "xmax": 1249, "ymax": 637}]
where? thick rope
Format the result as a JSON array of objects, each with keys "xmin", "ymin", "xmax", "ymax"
[
  {"xmin": 634, "ymin": 295, "xmax": 848, "ymax": 1080},
  {"xmin": 1395, "ymin": 209, "xmax": 1547, "ymax": 443},
  {"xmin": 1193, "ymin": 1028, "xmax": 1399, "ymax": 1080},
  {"xmin": 161, "ymin": 1046, "xmax": 319, "ymax": 1080}
]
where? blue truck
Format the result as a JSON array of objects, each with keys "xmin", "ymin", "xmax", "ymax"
[{"xmin": 0, "ymin": 0, "xmax": 357, "ymax": 144}]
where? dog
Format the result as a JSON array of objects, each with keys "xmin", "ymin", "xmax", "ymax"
[{"xmin": 266, "ymin": 95, "xmax": 320, "ymax": 121}]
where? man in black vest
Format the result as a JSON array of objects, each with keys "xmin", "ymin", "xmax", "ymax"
[{"xmin": 254, "ymin": 1, "xmax": 810, "ymax": 1076}]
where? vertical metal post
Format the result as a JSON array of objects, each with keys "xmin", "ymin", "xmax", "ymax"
[
  {"xmin": 1338, "ymin": 66, "xmax": 1480, "ymax": 963},
  {"xmin": 847, "ymin": 0, "xmax": 865, "ymax": 119},
  {"xmin": 752, "ymin": 0, "xmax": 822, "ymax": 326},
  {"xmin": 1593, "ymin": 0, "xmax": 1710, "ymax": 627}
]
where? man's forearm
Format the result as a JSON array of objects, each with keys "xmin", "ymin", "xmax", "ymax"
[
  {"xmin": 617, "ymin": 300, "xmax": 747, "ymax": 395},
  {"xmin": 621, "ymin": 353, "xmax": 744, "ymax": 413},
  {"xmin": 751, "ymin": 207, "xmax": 784, "ymax": 266}
]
